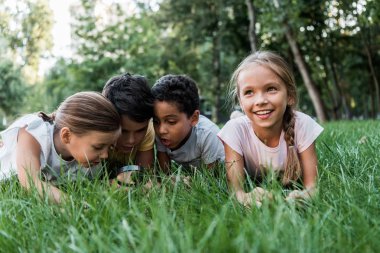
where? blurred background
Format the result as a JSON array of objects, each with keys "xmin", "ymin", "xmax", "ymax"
[{"xmin": 0, "ymin": 0, "xmax": 379, "ymax": 128}]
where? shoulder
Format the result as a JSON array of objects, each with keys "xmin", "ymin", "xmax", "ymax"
[
  {"xmin": 294, "ymin": 111, "xmax": 324, "ymax": 152},
  {"xmin": 3, "ymin": 114, "xmax": 41, "ymax": 130},
  {"xmin": 194, "ymin": 115, "xmax": 220, "ymax": 135},
  {"xmin": 220, "ymin": 115, "xmax": 250, "ymax": 134},
  {"xmin": 196, "ymin": 115, "xmax": 219, "ymax": 129},
  {"xmin": 218, "ymin": 116, "xmax": 250, "ymax": 145},
  {"xmin": 191, "ymin": 116, "xmax": 223, "ymax": 147},
  {"xmin": 294, "ymin": 111, "xmax": 323, "ymax": 131},
  {"xmin": 17, "ymin": 127, "xmax": 42, "ymax": 151}
]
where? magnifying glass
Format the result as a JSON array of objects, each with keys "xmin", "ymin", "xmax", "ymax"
[{"xmin": 119, "ymin": 165, "xmax": 142, "ymax": 173}]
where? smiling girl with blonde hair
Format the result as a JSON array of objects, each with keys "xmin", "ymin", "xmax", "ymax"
[{"xmin": 218, "ymin": 51, "xmax": 323, "ymax": 207}]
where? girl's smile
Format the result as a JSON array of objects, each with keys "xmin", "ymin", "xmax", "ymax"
[{"xmin": 238, "ymin": 63, "xmax": 290, "ymax": 138}]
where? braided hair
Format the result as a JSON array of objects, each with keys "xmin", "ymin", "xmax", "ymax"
[{"xmin": 229, "ymin": 51, "xmax": 301, "ymax": 185}]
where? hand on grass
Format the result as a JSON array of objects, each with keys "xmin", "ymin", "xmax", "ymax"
[
  {"xmin": 169, "ymin": 175, "xmax": 191, "ymax": 187},
  {"xmin": 285, "ymin": 188, "xmax": 314, "ymax": 203},
  {"xmin": 236, "ymin": 187, "xmax": 273, "ymax": 208},
  {"xmin": 143, "ymin": 179, "xmax": 162, "ymax": 191}
]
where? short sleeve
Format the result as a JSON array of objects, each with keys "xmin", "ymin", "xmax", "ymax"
[
  {"xmin": 200, "ymin": 130, "xmax": 225, "ymax": 164},
  {"xmin": 218, "ymin": 118, "xmax": 245, "ymax": 156},
  {"xmin": 295, "ymin": 112, "xmax": 324, "ymax": 153}
]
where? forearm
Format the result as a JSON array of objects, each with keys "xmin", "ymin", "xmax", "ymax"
[
  {"xmin": 226, "ymin": 164, "xmax": 246, "ymax": 194},
  {"xmin": 157, "ymin": 152, "xmax": 170, "ymax": 174},
  {"xmin": 135, "ymin": 149, "xmax": 154, "ymax": 169},
  {"xmin": 18, "ymin": 173, "xmax": 65, "ymax": 204}
]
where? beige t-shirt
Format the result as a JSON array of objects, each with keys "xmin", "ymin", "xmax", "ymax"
[{"xmin": 109, "ymin": 120, "xmax": 154, "ymax": 166}]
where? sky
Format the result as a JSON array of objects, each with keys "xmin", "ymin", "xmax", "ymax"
[
  {"xmin": 49, "ymin": 0, "xmax": 72, "ymax": 58},
  {"xmin": 39, "ymin": 0, "xmax": 73, "ymax": 75}
]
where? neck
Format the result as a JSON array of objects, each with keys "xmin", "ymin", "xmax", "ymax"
[
  {"xmin": 53, "ymin": 131, "xmax": 73, "ymax": 161},
  {"xmin": 253, "ymin": 124, "xmax": 283, "ymax": 148},
  {"xmin": 170, "ymin": 128, "xmax": 193, "ymax": 151}
]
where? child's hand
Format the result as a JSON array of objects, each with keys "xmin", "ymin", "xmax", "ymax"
[
  {"xmin": 169, "ymin": 174, "xmax": 191, "ymax": 187},
  {"xmin": 143, "ymin": 179, "xmax": 161, "ymax": 191},
  {"xmin": 117, "ymin": 171, "xmax": 134, "ymax": 185},
  {"xmin": 110, "ymin": 179, "xmax": 131, "ymax": 191},
  {"xmin": 285, "ymin": 189, "xmax": 313, "ymax": 202},
  {"xmin": 236, "ymin": 190, "xmax": 263, "ymax": 208},
  {"xmin": 248, "ymin": 187, "xmax": 273, "ymax": 202}
]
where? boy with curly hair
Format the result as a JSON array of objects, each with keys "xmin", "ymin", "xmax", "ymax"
[{"xmin": 152, "ymin": 74, "xmax": 224, "ymax": 172}]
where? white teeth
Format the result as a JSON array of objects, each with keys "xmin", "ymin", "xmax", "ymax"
[{"xmin": 255, "ymin": 110, "xmax": 271, "ymax": 115}]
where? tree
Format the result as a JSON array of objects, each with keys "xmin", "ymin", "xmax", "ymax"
[
  {"xmin": 0, "ymin": 59, "xmax": 27, "ymax": 116},
  {"xmin": 245, "ymin": 0, "xmax": 258, "ymax": 52},
  {"xmin": 271, "ymin": 0, "xmax": 327, "ymax": 122},
  {"xmin": 156, "ymin": 0, "xmax": 249, "ymax": 122},
  {"xmin": 0, "ymin": 0, "xmax": 53, "ymax": 83}
]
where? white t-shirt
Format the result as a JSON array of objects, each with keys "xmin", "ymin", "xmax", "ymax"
[
  {"xmin": 218, "ymin": 111, "xmax": 323, "ymax": 178},
  {"xmin": 156, "ymin": 115, "xmax": 225, "ymax": 168},
  {"xmin": 0, "ymin": 114, "xmax": 103, "ymax": 183}
]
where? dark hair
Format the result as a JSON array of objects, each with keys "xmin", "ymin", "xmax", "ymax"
[
  {"xmin": 39, "ymin": 91, "xmax": 121, "ymax": 135},
  {"xmin": 151, "ymin": 74, "xmax": 200, "ymax": 117},
  {"xmin": 102, "ymin": 73, "xmax": 154, "ymax": 122}
]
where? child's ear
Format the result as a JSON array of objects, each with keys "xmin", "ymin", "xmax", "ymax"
[
  {"xmin": 190, "ymin": 110, "xmax": 200, "ymax": 126},
  {"xmin": 60, "ymin": 127, "xmax": 72, "ymax": 144},
  {"xmin": 287, "ymin": 97, "xmax": 295, "ymax": 106}
]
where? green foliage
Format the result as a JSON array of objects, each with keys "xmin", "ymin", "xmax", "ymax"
[
  {"xmin": 5, "ymin": 0, "xmax": 376, "ymax": 121},
  {"xmin": 0, "ymin": 0, "xmax": 53, "ymax": 81},
  {"xmin": 0, "ymin": 59, "xmax": 28, "ymax": 116},
  {"xmin": 0, "ymin": 121, "xmax": 380, "ymax": 251}
]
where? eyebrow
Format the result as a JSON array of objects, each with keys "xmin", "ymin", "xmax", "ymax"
[{"xmin": 164, "ymin": 115, "xmax": 180, "ymax": 119}]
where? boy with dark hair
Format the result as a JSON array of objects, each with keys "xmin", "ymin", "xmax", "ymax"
[
  {"xmin": 152, "ymin": 74, "xmax": 225, "ymax": 172},
  {"xmin": 102, "ymin": 73, "xmax": 155, "ymax": 183}
]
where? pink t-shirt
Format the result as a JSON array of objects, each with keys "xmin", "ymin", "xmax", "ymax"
[{"xmin": 218, "ymin": 111, "xmax": 323, "ymax": 178}]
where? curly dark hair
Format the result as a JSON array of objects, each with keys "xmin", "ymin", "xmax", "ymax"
[
  {"xmin": 151, "ymin": 75, "xmax": 200, "ymax": 117},
  {"xmin": 102, "ymin": 73, "xmax": 154, "ymax": 122}
]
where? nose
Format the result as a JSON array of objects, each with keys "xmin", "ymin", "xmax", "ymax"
[
  {"xmin": 100, "ymin": 149, "xmax": 108, "ymax": 159},
  {"xmin": 254, "ymin": 92, "xmax": 268, "ymax": 105},
  {"xmin": 157, "ymin": 123, "xmax": 168, "ymax": 135},
  {"xmin": 125, "ymin": 133, "xmax": 135, "ymax": 145}
]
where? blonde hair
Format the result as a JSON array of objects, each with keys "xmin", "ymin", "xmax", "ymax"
[
  {"xmin": 38, "ymin": 91, "xmax": 121, "ymax": 135},
  {"xmin": 229, "ymin": 51, "xmax": 301, "ymax": 185}
]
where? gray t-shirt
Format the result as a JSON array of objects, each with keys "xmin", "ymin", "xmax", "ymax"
[{"xmin": 156, "ymin": 115, "xmax": 225, "ymax": 168}]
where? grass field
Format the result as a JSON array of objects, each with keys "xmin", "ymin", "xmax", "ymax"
[{"xmin": 0, "ymin": 120, "xmax": 379, "ymax": 252}]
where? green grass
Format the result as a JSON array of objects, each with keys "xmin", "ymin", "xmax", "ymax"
[{"xmin": 1, "ymin": 120, "xmax": 379, "ymax": 252}]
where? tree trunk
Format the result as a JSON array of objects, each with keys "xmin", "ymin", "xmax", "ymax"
[
  {"xmin": 245, "ymin": 0, "xmax": 257, "ymax": 52},
  {"xmin": 210, "ymin": 4, "xmax": 222, "ymax": 123},
  {"xmin": 321, "ymin": 57, "xmax": 338, "ymax": 120},
  {"xmin": 283, "ymin": 22, "xmax": 327, "ymax": 122},
  {"xmin": 211, "ymin": 33, "xmax": 222, "ymax": 123},
  {"xmin": 364, "ymin": 44, "xmax": 380, "ymax": 117},
  {"xmin": 329, "ymin": 60, "xmax": 351, "ymax": 119}
]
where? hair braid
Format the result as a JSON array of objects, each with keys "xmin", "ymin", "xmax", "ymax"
[
  {"xmin": 282, "ymin": 106, "xmax": 301, "ymax": 185},
  {"xmin": 38, "ymin": 111, "xmax": 55, "ymax": 124}
]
